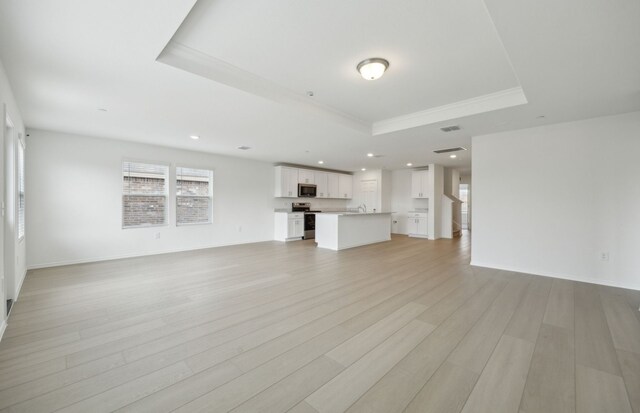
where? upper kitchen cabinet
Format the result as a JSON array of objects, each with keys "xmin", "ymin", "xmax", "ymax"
[
  {"xmin": 327, "ymin": 173, "xmax": 340, "ymax": 199},
  {"xmin": 274, "ymin": 166, "xmax": 352, "ymax": 198},
  {"xmin": 274, "ymin": 166, "xmax": 298, "ymax": 197},
  {"xmin": 411, "ymin": 170, "xmax": 430, "ymax": 198},
  {"xmin": 315, "ymin": 171, "xmax": 328, "ymax": 198},
  {"xmin": 339, "ymin": 174, "xmax": 353, "ymax": 199},
  {"xmin": 298, "ymin": 169, "xmax": 315, "ymax": 184}
]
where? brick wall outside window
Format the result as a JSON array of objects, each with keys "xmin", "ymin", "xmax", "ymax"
[
  {"xmin": 122, "ymin": 161, "xmax": 168, "ymax": 228},
  {"xmin": 176, "ymin": 169, "xmax": 212, "ymax": 225}
]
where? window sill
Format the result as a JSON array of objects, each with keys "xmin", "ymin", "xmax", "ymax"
[{"xmin": 176, "ymin": 222, "xmax": 213, "ymax": 227}]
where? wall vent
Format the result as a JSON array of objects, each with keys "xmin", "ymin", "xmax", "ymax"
[
  {"xmin": 433, "ymin": 147, "xmax": 467, "ymax": 154},
  {"xmin": 440, "ymin": 125, "xmax": 461, "ymax": 132}
]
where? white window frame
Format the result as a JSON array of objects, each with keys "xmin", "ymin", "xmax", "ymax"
[
  {"xmin": 122, "ymin": 159, "xmax": 170, "ymax": 229},
  {"xmin": 17, "ymin": 134, "xmax": 25, "ymax": 241},
  {"xmin": 176, "ymin": 166, "xmax": 214, "ymax": 226}
]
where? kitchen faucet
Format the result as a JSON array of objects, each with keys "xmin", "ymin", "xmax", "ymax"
[{"xmin": 358, "ymin": 203, "xmax": 367, "ymax": 213}]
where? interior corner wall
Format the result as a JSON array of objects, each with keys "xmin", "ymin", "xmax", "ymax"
[
  {"xmin": 472, "ymin": 111, "xmax": 640, "ymax": 290},
  {"xmin": 26, "ymin": 129, "xmax": 277, "ymax": 269}
]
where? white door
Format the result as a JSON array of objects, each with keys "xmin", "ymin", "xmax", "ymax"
[
  {"xmin": 339, "ymin": 174, "xmax": 353, "ymax": 199},
  {"xmin": 298, "ymin": 170, "xmax": 314, "ymax": 184},
  {"xmin": 417, "ymin": 217, "xmax": 428, "ymax": 235},
  {"xmin": 1, "ymin": 113, "xmax": 11, "ymax": 319},
  {"xmin": 315, "ymin": 172, "xmax": 328, "ymax": 198},
  {"xmin": 285, "ymin": 167, "xmax": 297, "ymax": 197},
  {"xmin": 360, "ymin": 179, "xmax": 378, "ymax": 211},
  {"xmin": 327, "ymin": 173, "xmax": 339, "ymax": 199},
  {"xmin": 411, "ymin": 171, "xmax": 422, "ymax": 198},
  {"xmin": 407, "ymin": 217, "xmax": 418, "ymax": 234},
  {"xmin": 287, "ymin": 219, "xmax": 297, "ymax": 238}
]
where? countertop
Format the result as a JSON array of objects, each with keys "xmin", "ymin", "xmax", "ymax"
[{"xmin": 316, "ymin": 211, "xmax": 394, "ymax": 216}]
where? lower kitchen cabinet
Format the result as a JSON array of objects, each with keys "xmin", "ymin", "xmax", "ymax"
[
  {"xmin": 407, "ymin": 212, "xmax": 428, "ymax": 238},
  {"xmin": 274, "ymin": 212, "xmax": 304, "ymax": 241}
]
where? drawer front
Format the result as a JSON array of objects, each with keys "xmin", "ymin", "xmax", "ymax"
[{"xmin": 289, "ymin": 213, "xmax": 304, "ymax": 219}]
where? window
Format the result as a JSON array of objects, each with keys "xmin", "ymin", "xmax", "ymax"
[
  {"xmin": 17, "ymin": 139, "xmax": 25, "ymax": 240},
  {"xmin": 176, "ymin": 167, "xmax": 213, "ymax": 225},
  {"xmin": 122, "ymin": 161, "xmax": 168, "ymax": 228}
]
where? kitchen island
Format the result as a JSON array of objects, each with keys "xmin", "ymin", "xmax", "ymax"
[{"xmin": 315, "ymin": 212, "xmax": 392, "ymax": 251}]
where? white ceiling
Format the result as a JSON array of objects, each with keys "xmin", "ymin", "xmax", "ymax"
[{"xmin": 0, "ymin": 0, "xmax": 638, "ymax": 174}]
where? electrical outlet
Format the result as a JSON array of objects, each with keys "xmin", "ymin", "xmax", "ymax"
[
  {"xmin": 600, "ymin": 252, "xmax": 609, "ymax": 261},
  {"xmin": 155, "ymin": 232, "xmax": 161, "ymax": 239}
]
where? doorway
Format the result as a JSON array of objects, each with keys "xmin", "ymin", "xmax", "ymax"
[{"xmin": 460, "ymin": 184, "xmax": 469, "ymax": 230}]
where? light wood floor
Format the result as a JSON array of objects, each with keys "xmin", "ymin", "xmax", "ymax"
[{"xmin": 0, "ymin": 234, "xmax": 639, "ymax": 413}]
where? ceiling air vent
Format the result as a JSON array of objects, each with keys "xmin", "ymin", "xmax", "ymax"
[
  {"xmin": 433, "ymin": 147, "xmax": 467, "ymax": 154},
  {"xmin": 440, "ymin": 125, "xmax": 461, "ymax": 132}
]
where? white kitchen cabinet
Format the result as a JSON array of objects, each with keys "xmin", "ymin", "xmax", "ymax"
[
  {"xmin": 407, "ymin": 212, "xmax": 429, "ymax": 238},
  {"xmin": 339, "ymin": 174, "xmax": 353, "ymax": 199},
  {"xmin": 411, "ymin": 170, "xmax": 430, "ymax": 198},
  {"xmin": 315, "ymin": 172, "xmax": 328, "ymax": 198},
  {"xmin": 298, "ymin": 169, "xmax": 315, "ymax": 184},
  {"xmin": 274, "ymin": 212, "xmax": 304, "ymax": 241},
  {"xmin": 327, "ymin": 173, "xmax": 340, "ymax": 199},
  {"xmin": 274, "ymin": 166, "xmax": 298, "ymax": 198},
  {"xmin": 288, "ymin": 216, "xmax": 304, "ymax": 239}
]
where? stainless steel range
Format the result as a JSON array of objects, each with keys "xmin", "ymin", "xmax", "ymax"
[{"xmin": 292, "ymin": 202, "xmax": 322, "ymax": 239}]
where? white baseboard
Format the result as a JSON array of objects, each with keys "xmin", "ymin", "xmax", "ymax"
[
  {"xmin": 470, "ymin": 260, "xmax": 640, "ymax": 291},
  {"xmin": 27, "ymin": 238, "xmax": 274, "ymax": 270}
]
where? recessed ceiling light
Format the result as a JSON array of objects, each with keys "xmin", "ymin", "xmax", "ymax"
[
  {"xmin": 450, "ymin": 154, "xmax": 457, "ymax": 159},
  {"xmin": 537, "ymin": 115, "xmax": 546, "ymax": 119},
  {"xmin": 406, "ymin": 163, "xmax": 413, "ymax": 166},
  {"xmin": 190, "ymin": 135, "xmax": 200, "ymax": 140},
  {"xmin": 306, "ymin": 91, "xmax": 314, "ymax": 97},
  {"xmin": 357, "ymin": 58, "xmax": 389, "ymax": 80},
  {"xmin": 318, "ymin": 160, "xmax": 324, "ymax": 164},
  {"xmin": 97, "ymin": 108, "xmax": 107, "ymax": 112},
  {"xmin": 367, "ymin": 153, "xmax": 374, "ymax": 157},
  {"xmin": 237, "ymin": 145, "xmax": 251, "ymax": 150},
  {"xmin": 361, "ymin": 168, "xmax": 366, "ymax": 171}
]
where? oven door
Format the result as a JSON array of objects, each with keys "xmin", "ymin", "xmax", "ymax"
[{"xmin": 298, "ymin": 184, "xmax": 317, "ymax": 198}]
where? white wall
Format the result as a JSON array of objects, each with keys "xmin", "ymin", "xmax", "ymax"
[
  {"xmin": 26, "ymin": 129, "xmax": 282, "ymax": 268},
  {"xmin": 472, "ymin": 111, "xmax": 640, "ymax": 290},
  {"xmin": 0, "ymin": 60, "xmax": 27, "ymax": 320}
]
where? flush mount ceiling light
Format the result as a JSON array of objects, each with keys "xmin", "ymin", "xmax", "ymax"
[
  {"xmin": 367, "ymin": 153, "xmax": 374, "ymax": 157},
  {"xmin": 357, "ymin": 58, "xmax": 389, "ymax": 80},
  {"xmin": 406, "ymin": 163, "xmax": 413, "ymax": 167},
  {"xmin": 190, "ymin": 135, "xmax": 200, "ymax": 140},
  {"xmin": 318, "ymin": 160, "xmax": 324, "ymax": 164},
  {"xmin": 450, "ymin": 154, "xmax": 457, "ymax": 159},
  {"xmin": 361, "ymin": 168, "xmax": 367, "ymax": 171}
]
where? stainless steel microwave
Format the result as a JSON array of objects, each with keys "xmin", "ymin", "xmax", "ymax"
[{"xmin": 298, "ymin": 183, "xmax": 317, "ymax": 198}]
